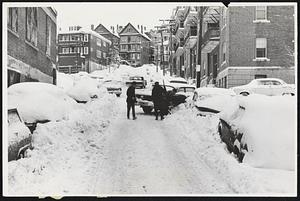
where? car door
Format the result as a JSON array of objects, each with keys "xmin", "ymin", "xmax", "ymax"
[{"xmin": 252, "ymin": 80, "xmax": 273, "ymax": 96}]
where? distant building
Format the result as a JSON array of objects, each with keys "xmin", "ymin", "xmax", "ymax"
[
  {"xmin": 118, "ymin": 23, "xmax": 151, "ymax": 66},
  {"xmin": 94, "ymin": 23, "xmax": 120, "ymax": 64},
  {"xmin": 216, "ymin": 5, "xmax": 295, "ymax": 88},
  {"xmin": 57, "ymin": 25, "xmax": 111, "ymax": 74},
  {"xmin": 146, "ymin": 29, "xmax": 171, "ymax": 69},
  {"xmin": 7, "ymin": 7, "xmax": 57, "ymax": 87}
]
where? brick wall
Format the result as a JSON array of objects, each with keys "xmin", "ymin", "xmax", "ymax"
[
  {"xmin": 7, "ymin": 7, "xmax": 56, "ymax": 83},
  {"xmin": 226, "ymin": 6, "xmax": 294, "ymax": 68}
]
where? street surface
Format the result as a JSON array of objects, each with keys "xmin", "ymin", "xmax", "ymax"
[{"xmin": 92, "ymin": 98, "xmax": 234, "ymax": 194}]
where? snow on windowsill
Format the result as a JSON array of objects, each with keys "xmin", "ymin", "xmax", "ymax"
[
  {"xmin": 253, "ymin": 58, "xmax": 270, "ymax": 61},
  {"xmin": 253, "ymin": 19, "xmax": 271, "ymax": 23}
]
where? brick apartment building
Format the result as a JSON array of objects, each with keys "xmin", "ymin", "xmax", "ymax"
[
  {"xmin": 94, "ymin": 23, "xmax": 120, "ymax": 64},
  {"xmin": 118, "ymin": 23, "xmax": 151, "ymax": 66},
  {"xmin": 215, "ymin": 5, "xmax": 295, "ymax": 88},
  {"xmin": 7, "ymin": 7, "xmax": 57, "ymax": 87},
  {"xmin": 57, "ymin": 26, "xmax": 111, "ymax": 74}
]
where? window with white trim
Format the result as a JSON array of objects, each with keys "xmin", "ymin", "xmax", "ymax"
[
  {"xmin": 8, "ymin": 7, "xmax": 18, "ymax": 33},
  {"xmin": 222, "ymin": 42, "xmax": 226, "ymax": 62},
  {"xmin": 84, "ymin": 34, "xmax": 89, "ymax": 42},
  {"xmin": 46, "ymin": 16, "xmax": 52, "ymax": 56},
  {"xmin": 84, "ymin": 46, "xmax": 89, "ymax": 54},
  {"xmin": 26, "ymin": 7, "xmax": 38, "ymax": 46},
  {"xmin": 96, "ymin": 50, "xmax": 102, "ymax": 58},
  {"xmin": 256, "ymin": 6, "xmax": 267, "ymax": 20},
  {"xmin": 62, "ymin": 47, "xmax": 69, "ymax": 54},
  {"xmin": 256, "ymin": 38, "xmax": 267, "ymax": 58},
  {"xmin": 103, "ymin": 52, "xmax": 106, "ymax": 58}
]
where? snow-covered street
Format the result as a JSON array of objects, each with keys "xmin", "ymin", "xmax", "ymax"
[{"xmin": 7, "ymin": 92, "xmax": 296, "ymax": 196}]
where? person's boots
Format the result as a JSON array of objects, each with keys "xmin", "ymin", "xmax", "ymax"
[
  {"xmin": 161, "ymin": 115, "xmax": 164, "ymax": 120},
  {"xmin": 133, "ymin": 116, "xmax": 137, "ymax": 120},
  {"xmin": 155, "ymin": 115, "xmax": 158, "ymax": 120}
]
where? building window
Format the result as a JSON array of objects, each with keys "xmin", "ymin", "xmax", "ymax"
[
  {"xmin": 46, "ymin": 16, "xmax": 52, "ymax": 56},
  {"xmin": 84, "ymin": 46, "xmax": 89, "ymax": 54},
  {"xmin": 224, "ymin": 76, "xmax": 227, "ymax": 88},
  {"xmin": 256, "ymin": 6, "xmax": 267, "ymax": 20},
  {"xmin": 255, "ymin": 74, "xmax": 267, "ymax": 79},
  {"xmin": 96, "ymin": 50, "xmax": 102, "ymax": 58},
  {"xmin": 97, "ymin": 38, "xmax": 102, "ymax": 46},
  {"xmin": 103, "ymin": 52, "xmax": 106, "ymax": 58},
  {"xmin": 256, "ymin": 38, "xmax": 267, "ymax": 58},
  {"xmin": 103, "ymin": 41, "xmax": 106, "ymax": 47},
  {"xmin": 62, "ymin": 47, "xmax": 69, "ymax": 54},
  {"xmin": 84, "ymin": 34, "xmax": 89, "ymax": 42},
  {"xmin": 222, "ymin": 42, "xmax": 226, "ymax": 62},
  {"xmin": 26, "ymin": 7, "xmax": 38, "ymax": 46},
  {"xmin": 8, "ymin": 7, "xmax": 18, "ymax": 33},
  {"xmin": 137, "ymin": 54, "xmax": 140, "ymax": 59}
]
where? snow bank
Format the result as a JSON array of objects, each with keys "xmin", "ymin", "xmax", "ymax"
[
  {"xmin": 164, "ymin": 106, "xmax": 295, "ymax": 194},
  {"xmin": 223, "ymin": 94, "xmax": 296, "ymax": 170},
  {"xmin": 7, "ymin": 94, "xmax": 121, "ymax": 195},
  {"xmin": 8, "ymin": 82, "xmax": 78, "ymax": 123},
  {"xmin": 56, "ymin": 72, "xmax": 74, "ymax": 92}
]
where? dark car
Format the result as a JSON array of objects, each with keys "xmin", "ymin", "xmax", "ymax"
[{"xmin": 135, "ymin": 85, "xmax": 195, "ymax": 114}]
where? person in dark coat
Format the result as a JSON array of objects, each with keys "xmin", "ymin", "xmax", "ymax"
[
  {"xmin": 152, "ymin": 82, "xmax": 167, "ymax": 120},
  {"xmin": 126, "ymin": 81, "xmax": 137, "ymax": 120}
]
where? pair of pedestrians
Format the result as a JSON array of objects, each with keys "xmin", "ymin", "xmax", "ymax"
[{"xmin": 126, "ymin": 81, "xmax": 169, "ymax": 120}]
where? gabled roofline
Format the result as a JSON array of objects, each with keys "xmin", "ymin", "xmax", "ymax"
[
  {"xmin": 119, "ymin": 22, "xmax": 151, "ymax": 41},
  {"xmin": 94, "ymin": 23, "xmax": 120, "ymax": 39}
]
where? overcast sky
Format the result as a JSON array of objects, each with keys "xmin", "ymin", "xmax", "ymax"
[{"xmin": 54, "ymin": 3, "xmax": 179, "ymax": 32}]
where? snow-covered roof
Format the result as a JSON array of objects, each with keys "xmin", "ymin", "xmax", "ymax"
[
  {"xmin": 59, "ymin": 28, "xmax": 112, "ymax": 45},
  {"xmin": 119, "ymin": 23, "xmax": 151, "ymax": 41}
]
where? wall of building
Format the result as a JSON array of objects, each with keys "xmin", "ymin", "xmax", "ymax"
[{"xmin": 7, "ymin": 7, "xmax": 57, "ymax": 84}]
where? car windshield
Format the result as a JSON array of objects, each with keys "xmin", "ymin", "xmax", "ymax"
[
  {"xmin": 130, "ymin": 77, "xmax": 143, "ymax": 81},
  {"xmin": 177, "ymin": 87, "xmax": 195, "ymax": 93},
  {"xmin": 170, "ymin": 80, "xmax": 188, "ymax": 84},
  {"xmin": 257, "ymin": 80, "xmax": 282, "ymax": 85}
]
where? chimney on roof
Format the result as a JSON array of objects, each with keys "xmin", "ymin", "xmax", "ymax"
[
  {"xmin": 91, "ymin": 24, "xmax": 94, "ymax": 30},
  {"xmin": 141, "ymin": 25, "xmax": 143, "ymax": 34},
  {"xmin": 138, "ymin": 25, "xmax": 140, "ymax": 29},
  {"xmin": 144, "ymin": 26, "xmax": 146, "ymax": 31}
]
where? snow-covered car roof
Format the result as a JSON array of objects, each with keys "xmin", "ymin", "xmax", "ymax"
[
  {"xmin": 8, "ymin": 82, "xmax": 78, "ymax": 123},
  {"xmin": 194, "ymin": 87, "xmax": 236, "ymax": 96}
]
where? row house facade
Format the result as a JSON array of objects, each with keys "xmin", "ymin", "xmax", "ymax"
[
  {"xmin": 182, "ymin": 6, "xmax": 198, "ymax": 80},
  {"xmin": 171, "ymin": 6, "xmax": 186, "ymax": 77},
  {"xmin": 146, "ymin": 29, "xmax": 171, "ymax": 68},
  {"xmin": 57, "ymin": 26, "xmax": 111, "ymax": 74},
  {"xmin": 199, "ymin": 6, "xmax": 220, "ymax": 86},
  {"xmin": 7, "ymin": 7, "xmax": 57, "ymax": 87},
  {"xmin": 216, "ymin": 5, "xmax": 295, "ymax": 88},
  {"xmin": 94, "ymin": 23, "xmax": 120, "ymax": 64},
  {"xmin": 118, "ymin": 23, "xmax": 151, "ymax": 67}
]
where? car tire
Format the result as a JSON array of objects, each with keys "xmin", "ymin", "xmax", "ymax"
[
  {"xmin": 240, "ymin": 92, "xmax": 249, "ymax": 96},
  {"xmin": 116, "ymin": 94, "xmax": 121, "ymax": 97},
  {"xmin": 142, "ymin": 106, "xmax": 153, "ymax": 114},
  {"xmin": 282, "ymin": 92, "xmax": 294, "ymax": 96}
]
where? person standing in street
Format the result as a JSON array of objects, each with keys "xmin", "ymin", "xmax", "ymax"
[
  {"xmin": 152, "ymin": 82, "xmax": 167, "ymax": 120},
  {"xmin": 126, "ymin": 81, "xmax": 137, "ymax": 120}
]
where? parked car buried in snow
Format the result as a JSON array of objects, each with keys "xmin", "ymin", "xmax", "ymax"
[
  {"xmin": 191, "ymin": 87, "xmax": 236, "ymax": 114},
  {"xmin": 8, "ymin": 82, "xmax": 78, "ymax": 133},
  {"xmin": 8, "ymin": 108, "xmax": 32, "ymax": 161},
  {"xmin": 102, "ymin": 79, "xmax": 122, "ymax": 97},
  {"xmin": 231, "ymin": 78, "xmax": 295, "ymax": 96},
  {"xmin": 218, "ymin": 94, "xmax": 296, "ymax": 170},
  {"xmin": 126, "ymin": 76, "xmax": 147, "ymax": 89},
  {"xmin": 136, "ymin": 84, "xmax": 195, "ymax": 114}
]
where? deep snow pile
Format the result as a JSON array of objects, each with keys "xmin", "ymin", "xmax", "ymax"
[
  {"xmin": 164, "ymin": 105, "xmax": 296, "ymax": 195},
  {"xmin": 220, "ymin": 94, "xmax": 296, "ymax": 170},
  {"xmin": 7, "ymin": 94, "xmax": 121, "ymax": 195},
  {"xmin": 57, "ymin": 72, "xmax": 108, "ymax": 102},
  {"xmin": 8, "ymin": 82, "xmax": 78, "ymax": 123}
]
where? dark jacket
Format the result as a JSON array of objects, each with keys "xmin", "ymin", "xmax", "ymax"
[
  {"xmin": 126, "ymin": 86, "xmax": 136, "ymax": 104},
  {"xmin": 152, "ymin": 85, "xmax": 165, "ymax": 104}
]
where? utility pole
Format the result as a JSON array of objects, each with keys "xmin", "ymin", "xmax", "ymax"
[{"xmin": 196, "ymin": 6, "xmax": 204, "ymax": 88}]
